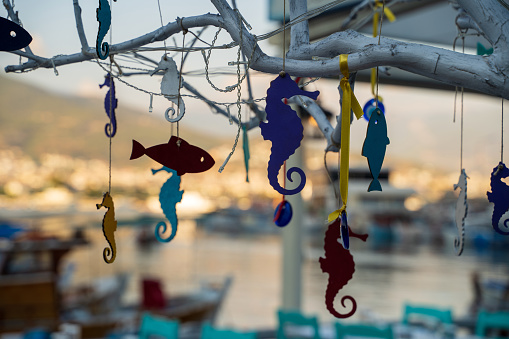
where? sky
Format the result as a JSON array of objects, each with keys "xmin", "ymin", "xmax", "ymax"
[{"xmin": 0, "ymin": 0, "xmax": 507, "ymax": 182}]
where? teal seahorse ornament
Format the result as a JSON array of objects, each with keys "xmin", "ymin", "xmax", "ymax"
[
  {"xmin": 96, "ymin": 0, "xmax": 116, "ymax": 60},
  {"xmin": 152, "ymin": 166, "xmax": 184, "ymax": 243}
]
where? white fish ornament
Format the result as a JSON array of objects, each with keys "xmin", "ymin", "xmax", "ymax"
[{"xmin": 453, "ymin": 169, "xmax": 468, "ymax": 255}]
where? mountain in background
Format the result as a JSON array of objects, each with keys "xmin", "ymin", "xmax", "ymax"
[{"xmin": 0, "ymin": 75, "xmax": 226, "ymax": 167}]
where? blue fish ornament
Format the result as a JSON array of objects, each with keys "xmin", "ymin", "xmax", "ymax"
[
  {"xmin": 99, "ymin": 73, "xmax": 117, "ymax": 137},
  {"xmin": 96, "ymin": 0, "xmax": 116, "ymax": 60},
  {"xmin": 152, "ymin": 167, "xmax": 184, "ymax": 243},
  {"xmin": 260, "ymin": 73, "xmax": 319, "ymax": 195},
  {"xmin": 454, "ymin": 169, "xmax": 468, "ymax": 255},
  {"xmin": 0, "ymin": 17, "xmax": 32, "ymax": 51},
  {"xmin": 487, "ymin": 162, "xmax": 509, "ymax": 235},
  {"xmin": 361, "ymin": 108, "xmax": 390, "ymax": 191}
]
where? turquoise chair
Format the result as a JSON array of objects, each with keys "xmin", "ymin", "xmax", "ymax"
[
  {"xmin": 277, "ymin": 309, "xmax": 320, "ymax": 339},
  {"xmin": 335, "ymin": 322, "xmax": 393, "ymax": 339},
  {"xmin": 402, "ymin": 304, "xmax": 453, "ymax": 326},
  {"xmin": 139, "ymin": 312, "xmax": 179, "ymax": 339},
  {"xmin": 476, "ymin": 310, "xmax": 509, "ymax": 338},
  {"xmin": 201, "ymin": 323, "xmax": 257, "ymax": 339}
]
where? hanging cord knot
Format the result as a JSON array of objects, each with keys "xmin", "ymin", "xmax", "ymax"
[{"xmin": 177, "ymin": 17, "xmax": 188, "ymax": 35}]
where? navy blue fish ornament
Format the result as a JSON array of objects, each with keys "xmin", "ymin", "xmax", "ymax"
[
  {"xmin": 362, "ymin": 108, "xmax": 389, "ymax": 191},
  {"xmin": 96, "ymin": 0, "xmax": 116, "ymax": 60},
  {"xmin": 99, "ymin": 73, "xmax": 117, "ymax": 137},
  {"xmin": 152, "ymin": 167, "xmax": 184, "ymax": 242},
  {"xmin": 487, "ymin": 162, "xmax": 509, "ymax": 235},
  {"xmin": 0, "ymin": 17, "xmax": 32, "ymax": 52},
  {"xmin": 260, "ymin": 73, "xmax": 319, "ymax": 195}
]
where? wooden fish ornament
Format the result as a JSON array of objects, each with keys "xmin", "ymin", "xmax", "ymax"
[
  {"xmin": 152, "ymin": 167, "xmax": 184, "ymax": 242},
  {"xmin": 487, "ymin": 162, "xmax": 509, "ymax": 235},
  {"xmin": 130, "ymin": 136, "xmax": 215, "ymax": 176},
  {"xmin": 96, "ymin": 0, "xmax": 116, "ymax": 60},
  {"xmin": 96, "ymin": 192, "xmax": 117, "ymax": 263},
  {"xmin": 150, "ymin": 55, "xmax": 185, "ymax": 122},
  {"xmin": 0, "ymin": 17, "xmax": 32, "ymax": 51},
  {"xmin": 319, "ymin": 219, "xmax": 368, "ymax": 318},
  {"xmin": 362, "ymin": 107, "xmax": 390, "ymax": 191},
  {"xmin": 260, "ymin": 73, "xmax": 319, "ymax": 195},
  {"xmin": 99, "ymin": 73, "xmax": 117, "ymax": 137},
  {"xmin": 453, "ymin": 169, "xmax": 469, "ymax": 255}
]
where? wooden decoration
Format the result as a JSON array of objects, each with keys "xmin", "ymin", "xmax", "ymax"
[
  {"xmin": 152, "ymin": 167, "xmax": 184, "ymax": 242},
  {"xmin": 260, "ymin": 73, "xmax": 319, "ymax": 195},
  {"xmin": 0, "ymin": 17, "xmax": 32, "ymax": 51},
  {"xmin": 362, "ymin": 107, "xmax": 390, "ymax": 191},
  {"xmin": 453, "ymin": 169, "xmax": 468, "ymax": 255},
  {"xmin": 487, "ymin": 162, "xmax": 509, "ymax": 235},
  {"xmin": 96, "ymin": 192, "xmax": 117, "ymax": 263},
  {"xmin": 319, "ymin": 219, "xmax": 368, "ymax": 318},
  {"xmin": 99, "ymin": 73, "xmax": 117, "ymax": 137},
  {"xmin": 130, "ymin": 136, "xmax": 215, "ymax": 176}
]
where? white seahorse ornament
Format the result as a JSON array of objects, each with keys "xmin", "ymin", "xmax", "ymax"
[{"xmin": 150, "ymin": 55, "xmax": 185, "ymax": 122}]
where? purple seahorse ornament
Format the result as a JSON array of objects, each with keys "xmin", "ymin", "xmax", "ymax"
[
  {"xmin": 487, "ymin": 162, "xmax": 509, "ymax": 235},
  {"xmin": 260, "ymin": 73, "xmax": 319, "ymax": 195}
]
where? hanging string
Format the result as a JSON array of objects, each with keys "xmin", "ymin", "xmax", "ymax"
[
  {"xmin": 108, "ymin": 0, "xmax": 113, "ymax": 194},
  {"xmin": 176, "ymin": 22, "xmax": 187, "ymax": 139},
  {"xmin": 324, "ymin": 152, "xmax": 339, "ymax": 201},
  {"xmin": 156, "ymin": 0, "xmax": 168, "ymax": 57},
  {"xmin": 460, "ymin": 36, "xmax": 465, "ymax": 171},
  {"xmin": 500, "ymin": 98, "xmax": 504, "ymax": 162},
  {"xmin": 218, "ymin": 11, "xmax": 244, "ymax": 173},
  {"xmin": 374, "ymin": 0, "xmax": 387, "ymax": 108},
  {"xmin": 282, "ymin": 0, "xmax": 286, "ymax": 73}
]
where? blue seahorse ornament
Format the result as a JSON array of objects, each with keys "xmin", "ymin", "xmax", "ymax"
[
  {"xmin": 152, "ymin": 166, "xmax": 184, "ymax": 243},
  {"xmin": 99, "ymin": 73, "xmax": 117, "ymax": 137},
  {"xmin": 96, "ymin": 0, "xmax": 116, "ymax": 60},
  {"xmin": 487, "ymin": 162, "xmax": 509, "ymax": 235},
  {"xmin": 260, "ymin": 73, "xmax": 319, "ymax": 195}
]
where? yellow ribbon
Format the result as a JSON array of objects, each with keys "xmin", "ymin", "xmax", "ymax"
[
  {"xmin": 371, "ymin": 0, "xmax": 395, "ymax": 97},
  {"xmin": 328, "ymin": 55, "xmax": 363, "ymax": 223}
]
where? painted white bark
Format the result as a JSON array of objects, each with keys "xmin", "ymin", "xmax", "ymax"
[{"xmin": 3, "ymin": 0, "xmax": 509, "ymax": 148}]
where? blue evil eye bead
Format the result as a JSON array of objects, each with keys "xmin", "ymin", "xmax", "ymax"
[
  {"xmin": 363, "ymin": 98, "xmax": 385, "ymax": 121},
  {"xmin": 273, "ymin": 200, "xmax": 293, "ymax": 227},
  {"xmin": 340, "ymin": 211, "xmax": 350, "ymax": 249}
]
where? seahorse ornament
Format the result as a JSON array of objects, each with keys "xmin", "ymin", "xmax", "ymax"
[
  {"xmin": 96, "ymin": 0, "xmax": 116, "ymax": 60},
  {"xmin": 453, "ymin": 169, "xmax": 469, "ymax": 255},
  {"xmin": 260, "ymin": 73, "xmax": 319, "ymax": 195},
  {"xmin": 152, "ymin": 167, "xmax": 184, "ymax": 242},
  {"xmin": 99, "ymin": 73, "xmax": 117, "ymax": 137},
  {"xmin": 487, "ymin": 162, "xmax": 509, "ymax": 235},
  {"xmin": 150, "ymin": 55, "xmax": 185, "ymax": 122},
  {"xmin": 319, "ymin": 219, "xmax": 368, "ymax": 318},
  {"xmin": 96, "ymin": 192, "xmax": 117, "ymax": 263}
]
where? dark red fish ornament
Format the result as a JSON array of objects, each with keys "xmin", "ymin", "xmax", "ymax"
[
  {"xmin": 130, "ymin": 136, "xmax": 215, "ymax": 176},
  {"xmin": 319, "ymin": 219, "xmax": 368, "ymax": 318},
  {"xmin": 0, "ymin": 17, "xmax": 32, "ymax": 52}
]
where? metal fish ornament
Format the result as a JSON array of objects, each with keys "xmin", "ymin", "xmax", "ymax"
[
  {"xmin": 130, "ymin": 136, "xmax": 215, "ymax": 176},
  {"xmin": 96, "ymin": 192, "xmax": 117, "ymax": 264},
  {"xmin": 0, "ymin": 17, "xmax": 32, "ymax": 51},
  {"xmin": 319, "ymin": 219, "xmax": 368, "ymax": 318},
  {"xmin": 487, "ymin": 162, "xmax": 509, "ymax": 235},
  {"xmin": 152, "ymin": 167, "xmax": 184, "ymax": 243},
  {"xmin": 453, "ymin": 169, "xmax": 468, "ymax": 255},
  {"xmin": 260, "ymin": 73, "xmax": 319, "ymax": 195},
  {"xmin": 362, "ymin": 107, "xmax": 389, "ymax": 191}
]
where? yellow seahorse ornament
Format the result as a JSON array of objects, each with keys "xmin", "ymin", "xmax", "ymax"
[{"xmin": 96, "ymin": 192, "xmax": 117, "ymax": 263}]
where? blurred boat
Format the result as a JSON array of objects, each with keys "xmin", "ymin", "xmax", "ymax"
[{"xmin": 0, "ymin": 226, "xmax": 232, "ymax": 338}]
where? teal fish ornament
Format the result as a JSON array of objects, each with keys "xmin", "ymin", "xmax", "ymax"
[
  {"xmin": 152, "ymin": 167, "xmax": 184, "ymax": 243},
  {"xmin": 487, "ymin": 162, "xmax": 509, "ymax": 235},
  {"xmin": 242, "ymin": 125, "xmax": 250, "ymax": 182},
  {"xmin": 361, "ymin": 108, "xmax": 390, "ymax": 191}
]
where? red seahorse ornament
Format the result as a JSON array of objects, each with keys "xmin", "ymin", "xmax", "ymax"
[{"xmin": 319, "ymin": 218, "xmax": 368, "ymax": 318}]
